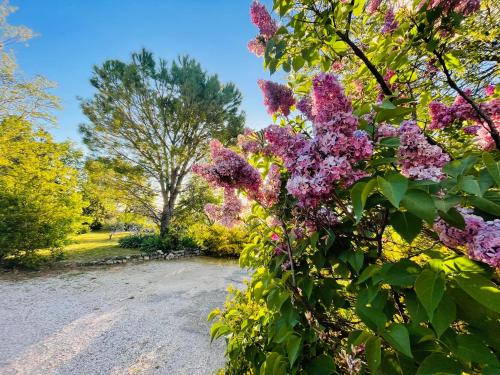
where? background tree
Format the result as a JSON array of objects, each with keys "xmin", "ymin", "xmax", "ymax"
[
  {"xmin": 80, "ymin": 50, "xmax": 244, "ymax": 236},
  {"xmin": 82, "ymin": 157, "xmax": 155, "ymax": 230},
  {"xmin": 0, "ymin": 0, "xmax": 58, "ymax": 123},
  {"xmin": 0, "ymin": 117, "xmax": 84, "ymax": 262}
]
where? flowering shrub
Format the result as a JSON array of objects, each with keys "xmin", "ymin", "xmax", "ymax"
[{"xmin": 200, "ymin": 1, "xmax": 500, "ymax": 374}]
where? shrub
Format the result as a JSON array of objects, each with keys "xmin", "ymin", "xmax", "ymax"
[
  {"xmin": 188, "ymin": 223, "xmax": 247, "ymax": 257},
  {"xmin": 118, "ymin": 234, "xmax": 146, "ymax": 249},
  {"xmin": 139, "ymin": 234, "xmax": 170, "ymax": 253},
  {"xmin": 118, "ymin": 232, "xmax": 198, "ymax": 254},
  {"xmin": 196, "ymin": 2, "xmax": 500, "ymax": 374},
  {"xmin": 0, "ymin": 118, "xmax": 85, "ymax": 263}
]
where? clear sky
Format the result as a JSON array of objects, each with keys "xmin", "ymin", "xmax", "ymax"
[{"xmin": 10, "ymin": 0, "xmax": 277, "ymax": 146}]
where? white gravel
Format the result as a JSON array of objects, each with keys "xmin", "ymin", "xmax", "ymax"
[{"xmin": 0, "ymin": 258, "xmax": 247, "ymax": 375}]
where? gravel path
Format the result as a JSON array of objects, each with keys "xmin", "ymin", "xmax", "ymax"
[{"xmin": 0, "ymin": 258, "xmax": 247, "ymax": 375}]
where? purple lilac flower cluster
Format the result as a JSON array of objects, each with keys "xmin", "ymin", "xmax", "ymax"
[
  {"xmin": 192, "ymin": 139, "xmax": 261, "ymax": 193},
  {"xmin": 419, "ymin": 0, "xmax": 481, "ymax": 16},
  {"xmin": 434, "ymin": 208, "xmax": 499, "ymax": 268},
  {"xmin": 397, "ymin": 121, "xmax": 450, "ymax": 181},
  {"xmin": 237, "ymin": 128, "xmax": 261, "ymax": 155},
  {"xmin": 367, "ymin": 0, "xmax": 382, "ymax": 14},
  {"xmin": 248, "ymin": 1, "xmax": 277, "ymax": 57},
  {"xmin": 205, "ymin": 188, "xmax": 242, "ymax": 228},
  {"xmin": 258, "ymin": 80, "xmax": 296, "ymax": 116},
  {"xmin": 297, "ymin": 96, "xmax": 314, "ymax": 120},
  {"xmin": 428, "ymin": 93, "xmax": 500, "ymax": 150},
  {"xmin": 378, "ymin": 121, "xmax": 450, "ymax": 181},
  {"xmin": 264, "ymin": 73, "xmax": 373, "ymax": 207},
  {"xmin": 381, "ymin": 8, "xmax": 398, "ymax": 34},
  {"xmin": 258, "ymin": 164, "xmax": 282, "ymax": 208}
]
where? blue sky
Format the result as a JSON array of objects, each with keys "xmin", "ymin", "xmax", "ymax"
[{"xmin": 10, "ymin": 0, "xmax": 277, "ymax": 145}]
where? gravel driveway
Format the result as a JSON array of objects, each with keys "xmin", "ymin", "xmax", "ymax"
[{"xmin": 0, "ymin": 258, "xmax": 247, "ymax": 375}]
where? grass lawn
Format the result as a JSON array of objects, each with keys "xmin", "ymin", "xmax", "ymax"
[{"xmin": 39, "ymin": 231, "xmax": 141, "ymax": 264}]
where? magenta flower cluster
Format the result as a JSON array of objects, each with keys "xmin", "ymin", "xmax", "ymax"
[
  {"xmin": 192, "ymin": 139, "xmax": 261, "ymax": 193},
  {"xmin": 258, "ymin": 164, "xmax": 282, "ymax": 207},
  {"xmin": 381, "ymin": 8, "xmax": 398, "ymax": 34},
  {"xmin": 476, "ymin": 99, "xmax": 500, "ymax": 150},
  {"xmin": 192, "ymin": 140, "xmax": 262, "ymax": 226},
  {"xmin": 428, "ymin": 93, "xmax": 500, "ymax": 150},
  {"xmin": 485, "ymin": 84, "xmax": 495, "ymax": 96},
  {"xmin": 367, "ymin": 0, "xmax": 382, "ymax": 14},
  {"xmin": 470, "ymin": 220, "xmax": 500, "ymax": 268},
  {"xmin": 297, "ymin": 96, "xmax": 314, "ymax": 120},
  {"xmin": 258, "ymin": 80, "xmax": 296, "ymax": 116},
  {"xmin": 248, "ymin": 1, "xmax": 277, "ymax": 57},
  {"xmin": 421, "ymin": 0, "xmax": 481, "ymax": 15},
  {"xmin": 397, "ymin": 121, "xmax": 450, "ymax": 181},
  {"xmin": 205, "ymin": 188, "xmax": 242, "ymax": 228},
  {"xmin": 428, "ymin": 101, "xmax": 456, "ymax": 130},
  {"xmin": 434, "ymin": 208, "xmax": 499, "ymax": 268},
  {"xmin": 265, "ymin": 74, "xmax": 373, "ymax": 207},
  {"xmin": 378, "ymin": 121, "xmax": 450, "ymax": 181}
]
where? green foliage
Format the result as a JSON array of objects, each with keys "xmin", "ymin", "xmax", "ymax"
[
  {"xmin": 0, "ymin": 118, "xmax": 85, "ymax": 264},
  {"xmin": 188, "ymin": 223, "xmax": 247, "ymax": 257}
]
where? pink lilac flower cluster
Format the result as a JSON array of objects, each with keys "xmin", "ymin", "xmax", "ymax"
[
  {"xmin": 382, "ymin": 7, "xmax": 398, "ymax": 34},
  {"xmin": 428, "ymin": 91, "xmax": 479, "ymax": 129},
  {"xmin": 485, "ymin": 84, "xmax": 496, "ymax": 96},
  {"xmin": 377, "ymin": 123, "xmax": 399, "ymax": 140},
  {"xmin": 332, "ymin": 61, "xmax": 344, "ymax": 72},
  {"xmin": 367, "ymin": 0, "xmax": 382, "ymax": 14},
  {"xmin": 247, "ymin": 38, "xmax": 266, "ymax": 57},
  {"xmin": 476, "ymin": 124, "xmax": 500, "ymax": 150},
  {"xmin": 259, "ymin": 164, "xmax": 282, "ymax": 207},
  {"xmin": 297, "ymin": 96, "xmax": 314, "ymax": 120},
  {"xmin": 429, "ymin": 101, "xmax": 456, "ymax": 130},
  {"xmin": 463, "ymin": 125, "xmax": 480, "ymax": 134},
  {"xmin": 434, "ymin": 208, "xmax": 499, "ymax": 268},
  {"xmin": 397, "ymin": 121, "xmax": 450, "ymax": 181},
  {"xmin": 204, "ymin": 188, "xmax": 242, "ymax": 228},
  {"xmin": 434, "ymin": 208, "xmax": 485, "ymax": 247},
  {"xmin": 469, "ymin": 220, "xmax": 500, "ymax": 268},
  {"xmin": 476, "ymin": 99, "xmax": 500, "ymax": 150},
  {"xmin": 248, "ymin": 1, "xmax": 277, "ymax": 57},
  {"xmin": 265, "ymin": 74, "xmax": 373, "ymax": 206},
  {"xmin": 419, "ymin": 0, "xmax": 481, "ymax": 16},
  {"xmin": 428, "ymin": 93, "xmax": 500, "ymax": 150},
  {"xmin": 193, "ymin": 140, "xmax": 262, "ymax": 226},
  {"xmin": 192, "ymin": 139, "xmax": 261, "ymax": 193},
  {"xmin": 258, "ymin": 80, "xmax": 296, "ymax": 116},
  {"xmin": 452, "ymin": 90, "xmax": 478, "ymax": 121}
]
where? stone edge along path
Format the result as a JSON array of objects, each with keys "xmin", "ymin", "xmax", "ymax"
[{"xmin": 75, "ymin": 248, "xmax": 202, "ymax": 267}]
